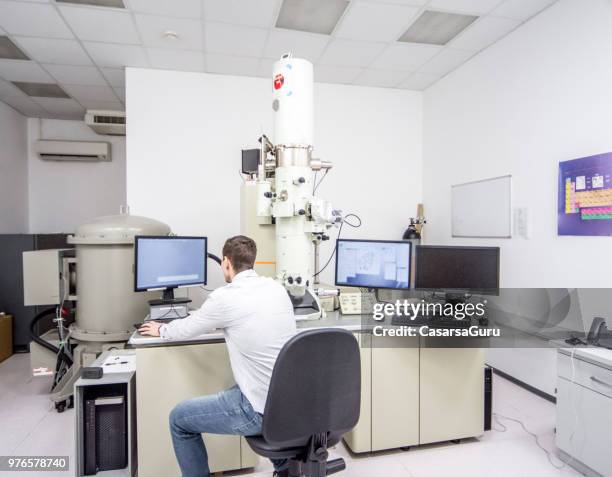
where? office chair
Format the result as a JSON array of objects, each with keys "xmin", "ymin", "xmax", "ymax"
[{"xmin": 246, "ymin": 328, "xmax": 361, "ymax": 477}]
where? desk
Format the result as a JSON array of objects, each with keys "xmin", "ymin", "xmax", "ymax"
[{"xmin": 128, "ymin": 313, "xmax": 484, "ymax": 476}]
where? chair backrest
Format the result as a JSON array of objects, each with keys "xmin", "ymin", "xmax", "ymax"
[{"xmin": 262, "ymin": 328, "xmax": 361, "ymax": 448}]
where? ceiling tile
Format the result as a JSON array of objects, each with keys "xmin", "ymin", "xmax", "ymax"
[
  {"xmin": 314, "ymin": 65, "xmax": 363, "ymax": 84},
  {"xmin": 276, "ymin": 0, "xmax": 348, "ymax": 35},
  {"xmin": 318, "ymin": 39, "xmax": 386, "ymax": 67},
  {"xmin": 257, "ymin": 58, "xmax": 276, "ymax": 78},
  {"xmin": 59, "ymin": 5, "xmax": 140, "ymax": 43},
  {"xmin": 100, "ymin": 67, "xmax": 125, "ymax": 86},
  {"xmin": 335, "ymin": 2, "xmax": 419, "ymax": 42},
  {"xmin": 427, "ymin": 0, "xmax": 504, "ymax": 15},
  {"xmin": 399, "ymin": 72, "xmax": 441, "ymax": 89},
  {"xmin": 450, "ymin": 16, "xmax": 520, "ymax": 50},
  {"xmin": 418, "ymin": 48, "xmax": 475, "ymax": 75},
  {"xmin": 13, "ymin": 37, "xmax": 92, "ymax": 66},
  {"xmin": 129, "ymin": 0, "xmax": 202, "ymax": 18},
  {"xmin": 1, "ymin": 95, "xmax": 49, "ymax": 117},
  {"xmin": 204, "ymin": 0, "xmax": 279, "ymax": 28},
  {"xmin": 147, "ymin": 48, "xmax": 205, "ymax": 72},
  {"xmin": 83, "ymin": 42, "xmax": 149, "ymax": 67},
  {"xmin": 264, "ymin": 29, "xmax": 329, "ymax": 63},
  {"xmin": 370, "ymin": 43, "xmax": 441, "ymax": 71},
  {"xmin": 44, "ymin": 64, "xmax": 108, "ymax": 86},
  {"xmin": 0, "ymin": 60, "xmax": 53, "ymax": 82},
  {"xmin": 491, "ymin": 0, "xmax": 557, "ymax": 21},
  {"xmin": 205, "ymin": 54, "xmax": 260, "ymax": 76},
  {"xmin": 0, "ymin": 78, "xmax": 26, "ymax": 97},
  {"xmin": 205, "ymin": 23, "xmax": 268, "ymax": 58},
  {"xmin": 353, "ymin": 68, "xmax": 410, "ymax": 88},
  {"xmin": 62, "ymin": 84, "xmax": 118, "ymax": 102},
  {"xmin": 112, "ymin": 86, "xmax": 125, "ymax": 101},
  {"xmin": 79, "ymin": 99, "xmax": 124, "ymax": 110},
  {"xmin": 135, "ymin": 14, "xmax": 203, "ymax": 50},
  {"xmin": 32, "ymin": 97, "xmax": 85, "ymax": 119},
  {"xmin": 0, "ymin": 2, "xmax": 73, "ymax": 39}
]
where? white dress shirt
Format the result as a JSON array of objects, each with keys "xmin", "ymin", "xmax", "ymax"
[{"xmin": 160, "ymin": 269, "xmax": 296, "ymax": 413}]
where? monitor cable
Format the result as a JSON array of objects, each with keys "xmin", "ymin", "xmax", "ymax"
[{"xmin": 312, "ymin": 213, "xmax": 362, "ymax": 280}]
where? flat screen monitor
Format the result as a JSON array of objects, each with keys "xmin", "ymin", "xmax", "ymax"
[
  {"xmin": 335, "ymin": 239, "xmax": 411, "ymax": 290},
  {"xmin": 134, "ymin": 236, "xmax": 207, "ymax": 292},
  {"xmin": 415, "ymin": 245, "xmax": 499, "ymax": 295}
]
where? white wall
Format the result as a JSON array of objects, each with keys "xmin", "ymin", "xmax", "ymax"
[
  {"xmin": 422, "ymin": 0, "xmax": 612, "ymax": 394},
  {"xmin": 0, "ymin": 102, "xmax": 28, "ymax": 233},
  {"xmin": 27, "ymin": 118, "xmax": 126, "ymax": 233},
  {"xmin": 126, "ymin": 68, "xmax": 422, "ymax": 290}
]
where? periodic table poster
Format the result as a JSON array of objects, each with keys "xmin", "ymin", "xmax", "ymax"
[{"xmin": 558, "ymin": 152, "xmax": 612, "ymax": 236}]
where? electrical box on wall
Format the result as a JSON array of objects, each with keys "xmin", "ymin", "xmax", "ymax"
[
  {"xmin": 514, "ymin": 207, "xmax": 531, "ymax": 239},
  {"xmin": 23, "ymin": 249, "xmax": 77, "ymax": 306}
]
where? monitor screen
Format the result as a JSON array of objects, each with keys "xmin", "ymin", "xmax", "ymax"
[
  {"xmin": 415, "ymin": 245, "xmax": 499, "ymax": 294},
  {"xmin": 134, "ymin": 236, "xmax": 207, "ymax": 291},
  {"xmin": 335, "ymin": 239, "xmax": 411, "ymax": 290}
]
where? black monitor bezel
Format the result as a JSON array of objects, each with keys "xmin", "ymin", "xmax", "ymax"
[
  {"xmin": 334, "ymin": 238, "xmax": 412, "ymax": 290},
  {"xmin": 134, "ymin": 235, "xmax": 208, "ymax": 292},
  {"xmin": 414, "ymin": 245, "xmax": 500, "ymax": 295}
]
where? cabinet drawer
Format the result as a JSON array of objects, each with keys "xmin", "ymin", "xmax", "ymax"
[{"xmin": 558, "ymin": 352, "xmax": 612, "ymax": 399}]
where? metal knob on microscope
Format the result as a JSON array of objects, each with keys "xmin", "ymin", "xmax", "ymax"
[
  {"xmin": 298, "ymin": 209, "xmax": 306, "ymax": 215},
  {"xmin": 296, "ymin": 277, "xmax": 302, "ymax": 284},
  {"xmin": 287, "ymin": 277, "xmax": 294, "ymax": 284}
]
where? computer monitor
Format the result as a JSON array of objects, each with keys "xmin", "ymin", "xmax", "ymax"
[
  {"xmin": 415, "ymin": 245, "xmax": 499, "ymax": 295},
  {"xmin": 134, "ymin": 236, "xmax": 207, "ymax": 303},
  {"xmin": 335, "ymin": 239, "xmax": 412, "ymax": 290}
]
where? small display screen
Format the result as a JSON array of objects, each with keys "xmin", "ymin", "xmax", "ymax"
[
  {"xmin": 135, "ymin": 236, "xmax": 207, "ymax": 291},
  {"xmin": 335, "ymin": 239, "xmax": 411, "ymax": 290}
]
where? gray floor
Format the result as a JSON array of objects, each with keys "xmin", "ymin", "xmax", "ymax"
[{"xmin": 0, "ymin": 353, "xmax": 583, "ymax": 477}]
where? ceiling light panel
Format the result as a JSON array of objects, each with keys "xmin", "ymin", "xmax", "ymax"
[
  {"xmin": 276, "ymin": 0, "xmax": 349, "ymax": 35},
  {"xmin": 0, "ymin": 36, "xmax": 29, "ymax": 60},
  {"xmin": 263, "ymin": 30, "xmax": 329, "ymax": 63},
  {"xmin": 450, "ymin": 16, "xmax": 520, "ymax": 51},
  {"xmin": 56, "ymin": 0, "xmax": 125, "ymax": 8},
  {"xmin": 318, "ymin": 39, "xmax": 386, "ymax": 67},
  {"xmin": 59, "ymin": 6, "xmax": 140, "ymax": 44},
  {"xmin": 130, "ymin": 0, "xmax": 202, "ymax": 18},
  {"xmin": 204, "ymin": 0, "xmax": 278, "ymax": 28},
  {"xmin": 334, "ymin": 2, "xmax": 419, "ymax": 42},
  {"xmin": 399, "ymin": 10, "xmax": 478, "ymax": 45},
  {"xmin": 428, "ymin": 0, "xmax": 504, "ymax": 15},
  {"xmin": 12, "ymin": 82, "xmax": 70, "ymax": 98},
  {"xmin": 13, "ymin": 37, "xmax": 92, "ymax": 66},
  {"xmin": 0, "ymin": 2, "xmax": 73, "ymax": 39}
]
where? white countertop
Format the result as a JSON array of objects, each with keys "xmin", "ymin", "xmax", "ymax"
[{"xmin": 559, "ymin": 346, "xmax": 612, "ymax": 370}]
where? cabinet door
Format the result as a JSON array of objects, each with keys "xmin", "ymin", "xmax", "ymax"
[
  {"xmin": 371, "ymin": 335, "xmax": 420, "ymax": 451},
  {"xmin": 136, "ymin": 344, "xmax": 242, "ymax": 477},
  {"xmin": 419, "ymin": 347, "xmax": 484, "ymax": 445},
  {"xmin": 343, "ymin": 333, "xmax": 372, "ymax": 453},
  {"xmin": 556, "ymin": 377, "xmax": 612, "ymax": 476}
]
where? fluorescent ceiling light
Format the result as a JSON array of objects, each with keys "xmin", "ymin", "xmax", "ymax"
[
  {"xmin": 276, "ymin": 0, "xmax": 349, "ymax": 35},
  {"xmin": 12, "ymin": 82, "xmax": 70, "ymax": 98},
  {"xmin": 0, "ymin": 36, "xmax": 30, "ymax": 60},
  {"xmin": 399, "ymin": 10, "xmax": 478, "ymax": 46},
  {"xmin": 55, "ymin": 0, "xmax": 125, "ymax": 8}
]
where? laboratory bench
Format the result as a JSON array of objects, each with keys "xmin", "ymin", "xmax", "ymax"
[{"xmin": 127, "ymin": 312, "xmax": 485, "ymax": 476}]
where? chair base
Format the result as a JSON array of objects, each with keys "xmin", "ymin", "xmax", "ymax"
[{"xmin": 287, "ymin": 457, "xmax": 345, "ymax": 477}]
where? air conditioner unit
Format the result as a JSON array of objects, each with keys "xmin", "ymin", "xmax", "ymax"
[
  {"xmin": 35, "ymin": 140, "xmax": 111, "ymax": 162},
  {"xmin": 85, "ymin": 109, "xmax": 126, "ymax": 136}
]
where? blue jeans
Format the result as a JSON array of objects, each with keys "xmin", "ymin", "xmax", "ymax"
[{"xmin": 169, "ymin": 385, "xmax": 287, "ymax": 477}]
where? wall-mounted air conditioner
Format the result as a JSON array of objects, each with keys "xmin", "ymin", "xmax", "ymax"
[
  {"xmin": 85, "ymin": 110, "xmax": 126, "ymax": 136},
  {"xmin": 35, "ymin": 140, "xmax": 111, "ymax": 162}
]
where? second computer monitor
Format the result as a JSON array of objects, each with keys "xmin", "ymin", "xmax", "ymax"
[
  {"xmin": 415, "ymin": 245, "xmax": 499, "ymax": 295},
  {"xmin": 335, "ymin": 239, "xmax": 412, "ymax": 290}
]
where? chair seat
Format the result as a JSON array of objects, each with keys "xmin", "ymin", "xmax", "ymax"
[{"xmin": 245, "ymin": 436, "xmax": 306, "ymax": 459}]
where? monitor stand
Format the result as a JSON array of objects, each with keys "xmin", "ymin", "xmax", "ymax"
[{"xmin": 148, "ymin": 288, "xmax": 192, "ymax": 307}]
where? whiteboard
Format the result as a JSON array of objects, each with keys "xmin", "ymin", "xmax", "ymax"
[{"xmin": 452, "ymin": 175, "xmax": 512, "ymax": 238}]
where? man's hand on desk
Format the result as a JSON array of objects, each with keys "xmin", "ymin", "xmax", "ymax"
[{"xmin": 139, "ymin": 321, "xmax": 163, "ymax": 337}]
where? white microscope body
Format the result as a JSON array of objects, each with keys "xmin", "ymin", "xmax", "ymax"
[{"xmin": 246, "ymin": 55, "xmax": 341, "ymax": 320}]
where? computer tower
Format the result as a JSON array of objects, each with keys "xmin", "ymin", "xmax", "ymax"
[{"xmin": 484, "ymin": 367, "xmax": 492, "ymax": 431}]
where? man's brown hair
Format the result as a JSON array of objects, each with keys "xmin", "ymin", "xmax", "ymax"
[{"xmin": 222, "ymin": 235, "xmax": 257, "ymax": 273}]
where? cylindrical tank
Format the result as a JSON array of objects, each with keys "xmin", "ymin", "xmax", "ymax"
[
  {"xmin": 68, "ymin": 213, "xmax": 171, "ymax": 342},
  {"xmin": 272, "ymin": 55, "xmax": 314, "ymax": 146}
]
